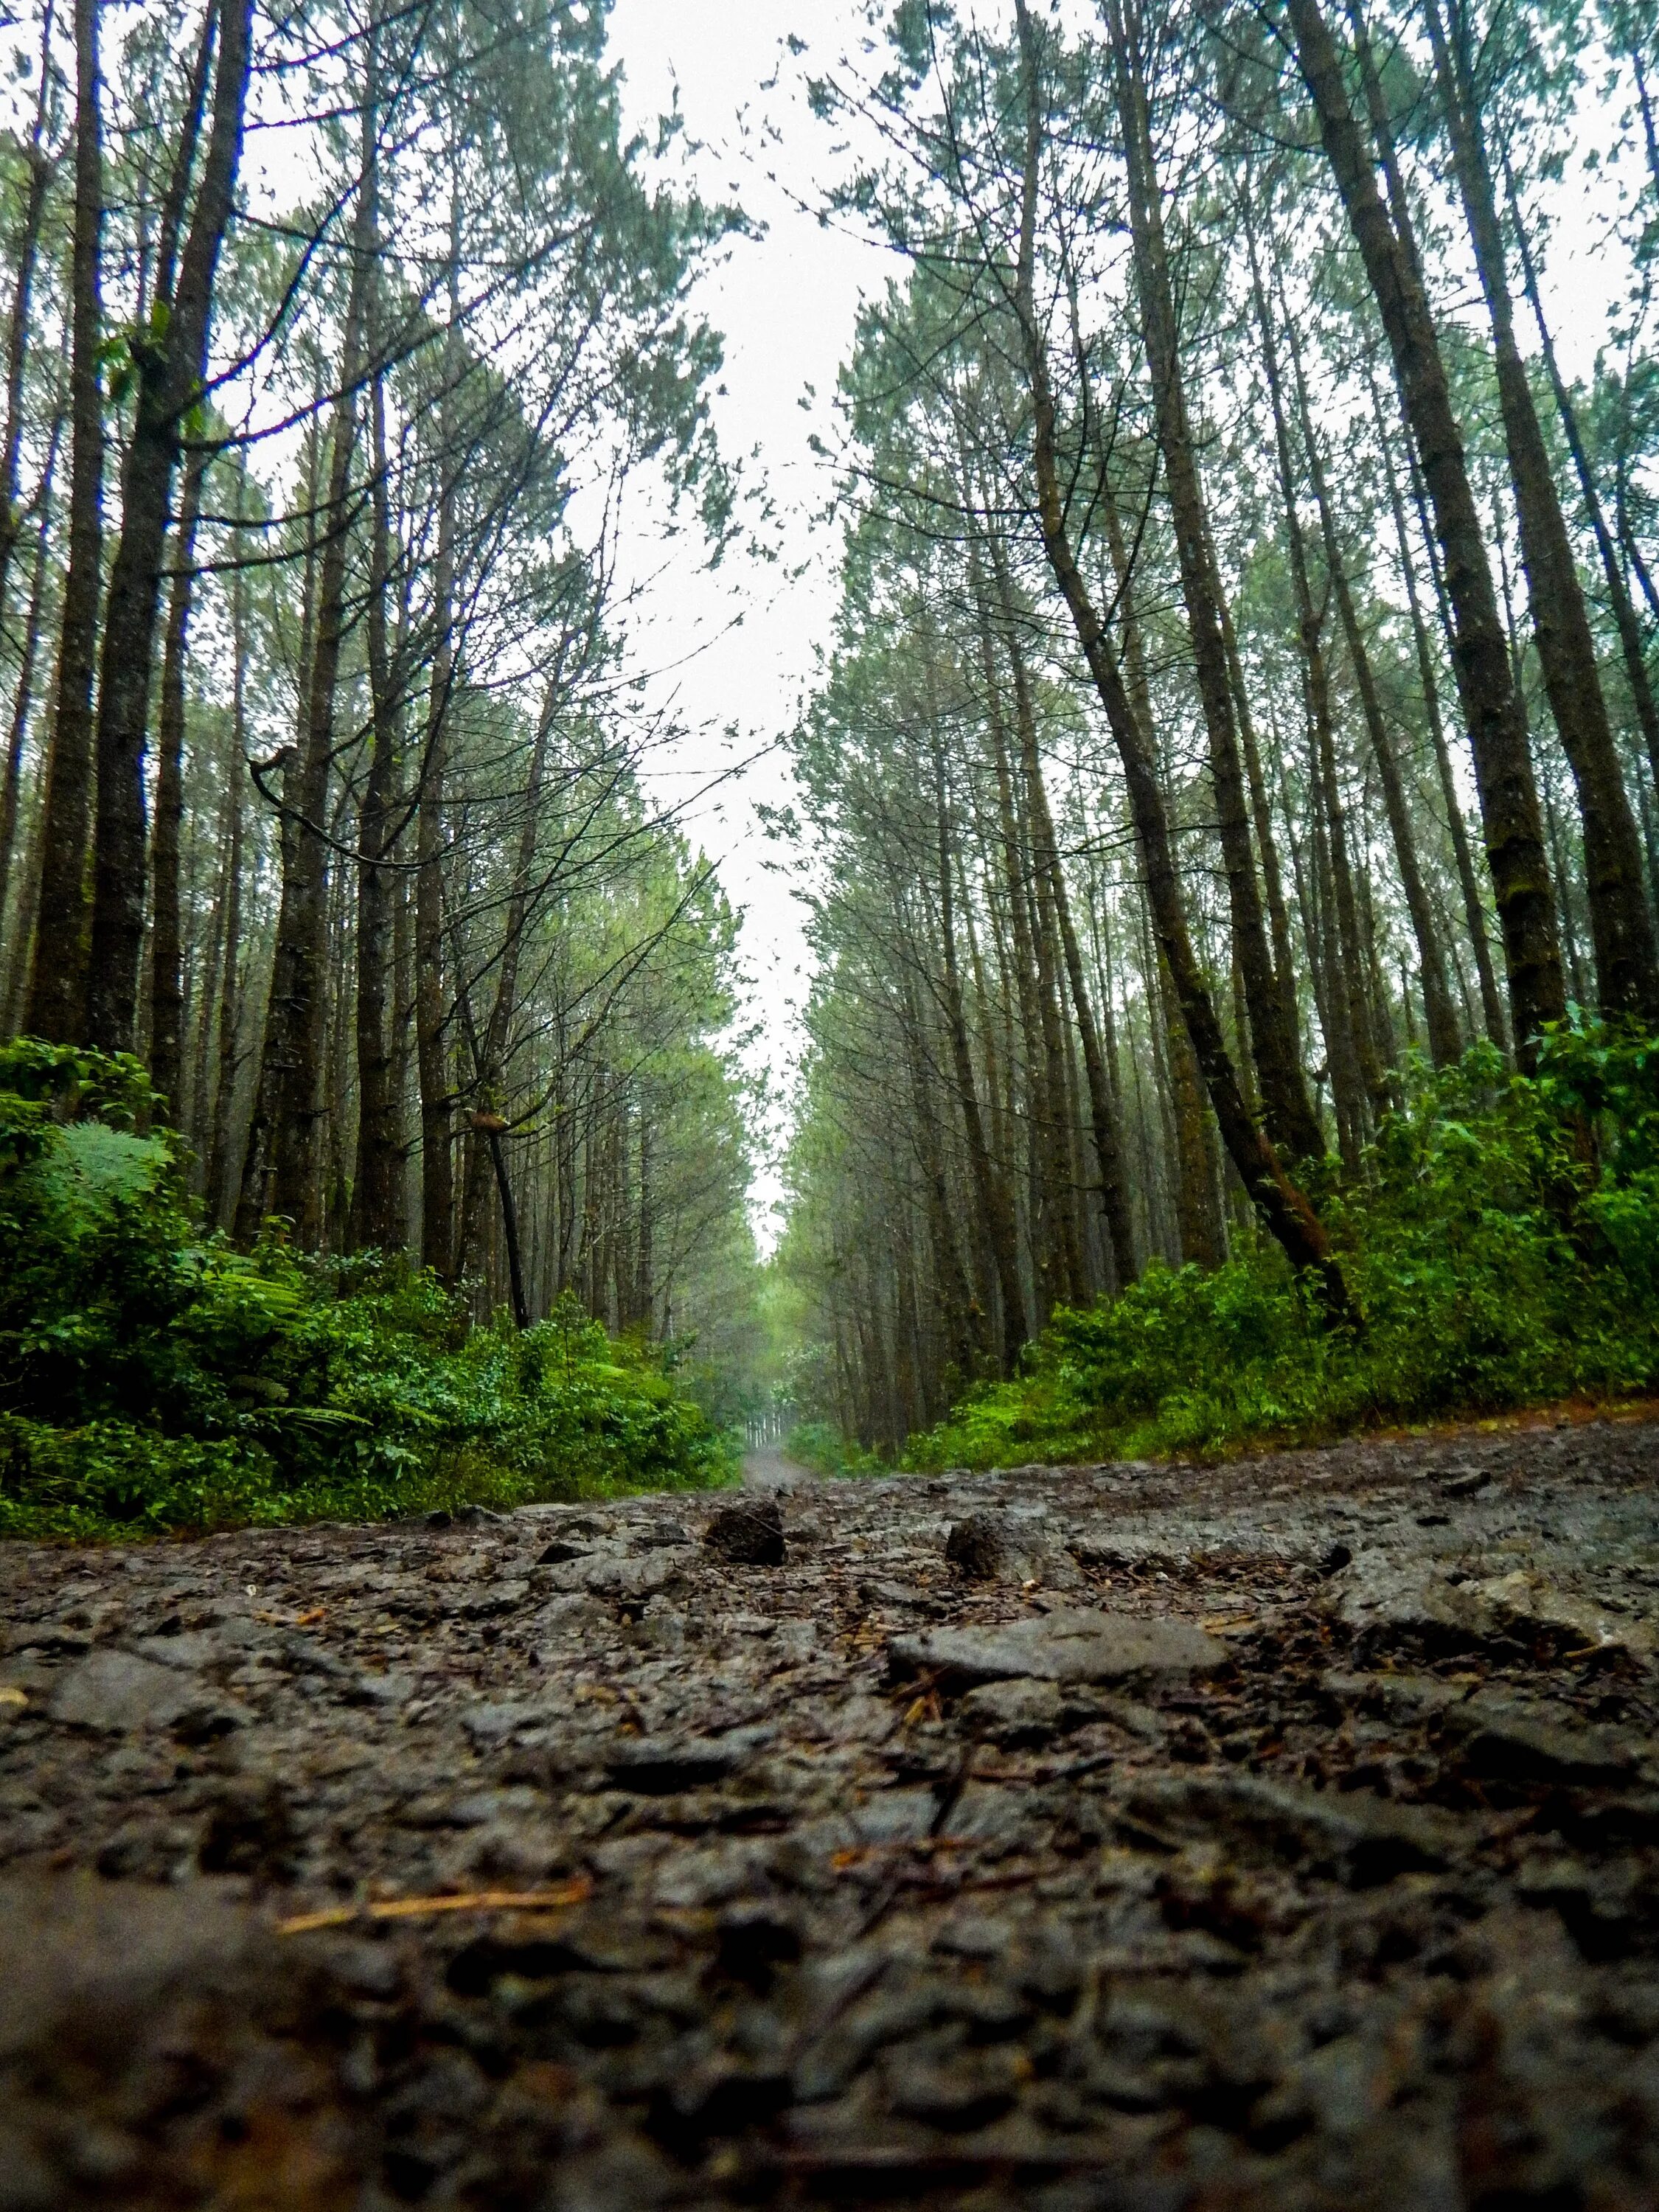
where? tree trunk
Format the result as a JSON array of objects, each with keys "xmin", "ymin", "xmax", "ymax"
[
  {"xmin": 417, "ymin": 203, "xmax": 461, "ymax": 1280},
  {"xmin": 27, "ymin": 0, "xmax": 104, "ymax": 1043},
  {"xmin": 1259, "ymin": 215, "xmax": 1463, "ymax": 1068},
  {"xmin": 147, "ymin": 449, "xmax": 205, "ymax": 1116},
  {"xmin": 1106, "ymin": 0, "xmax": 1325, "ymax": 1166},
  {"xmin": 1505, "ymin": 161, "xmax": 1659, "ymax": 809},
  {"xmin": 933, "ymin": 737, "xmax": 1026, "ymax": 1369},
  {"xmin": 87, "ymin": 0, "xmax": 254, "ymax": 1052},
  {"xmin": 1422, "ymin": 0, "xmax": 1658, "ymax": 1020},
  {"xmin": 353, "ymin": 352, "xmax": 401, "ymax": 1251},
  {"xmin": 1285, "ymin": 0, "xmax": 1563, "ymax": 1065},
  {"xmin": 0, "ymin": 412, "xmax": 58, "ymax": 946},
  {"xmin": 245, "ymin": 128, "xmax": 372, "ymax": 1239},
  {"xmin": 1012, "ymin": 0, "xmax": 1350, "ymax": 1315}
]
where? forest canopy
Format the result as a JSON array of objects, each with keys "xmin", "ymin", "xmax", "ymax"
[{"xmin": 1, "ymin": 0, "xmax": 1659, "ymax": 1518}]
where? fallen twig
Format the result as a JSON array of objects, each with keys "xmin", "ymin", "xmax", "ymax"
[{"xmin": 276, "ymin": 1877, "xmax": 592, "ymax": 1936}]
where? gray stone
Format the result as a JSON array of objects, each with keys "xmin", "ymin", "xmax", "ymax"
[
  {"xmin": 1321, "ymin": 1670, "xmax": 1467, "ymax": 1722},
  {"xmin": 1331, "ymin": 1554, "xmax": 1658, "ymax": 1659},
  {"xmin": 461, "ymin": 1700, "xmax": 558, "ymax": 1746},
  {"xmin": 960, "ymin": 1675, "xmax": 1063, "ymax": 1745},
  {"xmin": 540, "ymin": 1549, "xmax": 685, "ymax": 1601},
  {"xmin": 889, "ymin": 1608, "xmax": 1228, "ymax": 1688},
  {"xmin": 1328, "ymin": 1557, "xmax": 1498, "ymax": 1649},
  {"xmin": 46, "ymin": 1652, "xmax": 202, "ymax": 1732},
  {"xmin": 1125, "ymin": 1771, "xmax": 1453, "ymax": 1882}
]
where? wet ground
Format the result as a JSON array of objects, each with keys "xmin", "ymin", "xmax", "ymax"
[{"xmin": 4, "ymin": 1411, "xmax": 1659, "ymax": 2208}]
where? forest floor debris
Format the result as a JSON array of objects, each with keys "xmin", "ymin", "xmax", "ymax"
[{"xmin": 4, "ymin": 1409, "xmax": 1659, "ymax": 2207}]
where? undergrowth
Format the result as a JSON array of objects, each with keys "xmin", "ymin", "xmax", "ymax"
[
  {"xmin": 904, "ymin": 1022, "xmax": 1659, "ymax": 1473},
  {"xmin": 782, "ymin": 1419, "xmax": 888, "ymax": 1480},
  {"xmin": 0, "ymin": 1040, "xmax": 737, "ymax": 1538}
]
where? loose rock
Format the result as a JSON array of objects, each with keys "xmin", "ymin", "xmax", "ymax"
[{"xmin": 703, "ymin": 1498, "xmax": 785, "ymax": 1566}]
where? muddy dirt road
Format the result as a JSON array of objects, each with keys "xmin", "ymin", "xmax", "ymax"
[{"xmin": 4, "ymin": 1413, "xmax": 1659, "ymax": 2208}]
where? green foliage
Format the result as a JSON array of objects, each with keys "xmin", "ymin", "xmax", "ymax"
[
  {"xmin": 0, "ymin": 1043, "xmax": 736, "ymax": 1538},
  {"xmin": 905, "ymin": 1026, "xmax": 1659, "ymax": 1473},
  {"xmin": 782, "ymin": 1420, "xmax": 889, "ymax": 1480}
]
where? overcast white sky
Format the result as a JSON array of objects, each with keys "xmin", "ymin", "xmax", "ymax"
[{"xmin": 599, "ymin": 2, "xmax": 883, "ymax": 1238}]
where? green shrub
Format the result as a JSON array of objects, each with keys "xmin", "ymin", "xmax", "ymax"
[
  {"xmin": 905, "ymin": 1022, "xmax": 1659, "ymax": 1473},
  {"xmin": 0, "ymin": 1041, "xmax": 736, "ymax": 1537},
  {"xmin": 783, "ymin": 1419, "xmax": 888, "ymax": 1478}
]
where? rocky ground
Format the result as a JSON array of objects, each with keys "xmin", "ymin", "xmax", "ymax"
[{"xmin": 4, "ymin": 1412, "xmax": 1659, "ymax": 2209}]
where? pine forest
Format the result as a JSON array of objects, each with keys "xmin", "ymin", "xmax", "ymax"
[{"xmin": 0, "ymin": 0, "xmax": 1658, "ymax": 1532}]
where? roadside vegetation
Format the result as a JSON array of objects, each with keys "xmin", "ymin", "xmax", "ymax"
[
  {"xmin": 0, "ymin": 1045, "xmax": 737, "ymax": 1538},
  {"xmin": 900, "ymin": 1023, "xmax": 1659, "ymax": 1472}
]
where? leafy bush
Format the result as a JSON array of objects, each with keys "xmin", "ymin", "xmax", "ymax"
[
  {"xmin": 0, "ymin": 1041, "xmax": 736, "ymax": 1537},
  {"xmin": 783, "ymin": 1419, "xmax": 888, "ymax": 1479},
  {"xmin": 905, "ymin": 1023, "xmax": 1659, "ymax": 1473}
]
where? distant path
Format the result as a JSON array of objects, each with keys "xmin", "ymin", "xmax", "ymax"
[{"xmin": 741, "ymin": 1442, "xmax": 813, "ymax": 1489}]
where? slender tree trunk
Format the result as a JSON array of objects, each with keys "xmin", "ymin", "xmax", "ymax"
[
  {"xmin": 0, "ymin": 412, "xmax": 58, "ymax": 943},
  {"xmin": 1256, "ymin": 214, "xmax": 1463, "ymax": 1068},
  {"xmin": 1018, "ymin": 676, "xmax": 1138, "ymax": 1287},
  {"xmin": 1107, "ymin": 0, "xmax": 1324, "ymax": 1165},
  {"xmin": 1505, "ymin": 163, "xmax": 1659, "ymax": 806},
  {"xmin": 27, "ymin": 0, "xmax": 104, "ymax": 1043},
  {"xmin": 1368, "ymin": 361, "xmax": 1509, "ymax": 1048},
  {"xmin": 933, "ymin": 738, "xmax": 1026, "ymax": 1370},
  {"xmin": 0, "ymin": 7, "xmax": 54, "ymax": 636},
  {"xmin": 417, "ymin": 202, "xmax": 461, "ymax": 1279},
  {"xmin": 147, "ymin": 449, "xmax": 205, "ymax": 1116},
  {"xmin": 1422, "ymin": 0, "xmax": 1658, "ymax": 1018},
  {"xmin": 87, "ymin": 0, "xmax": 254, "ymax": 1052},
  {"xmin": 1012, "ymin": 0, "xmax": 1349, "ymax": 1314},
  {"xmin": 353, "ymin": 353, "xmax": 401, "ymax": 1251},
  {"xmin": 995, "ymin": 576, "xmax": 1085, "ymax": 1305},
  {"xmin": 454, "ymin": 679, "xmax": 557, "ymax": 1278},
  {"xmin": 1286, "ymin": 0, "xmax": 1563, "ymax": 1064},
  {"xmin": 245, "ymin": 128, "xmax": 373, "ymax": 1239}
]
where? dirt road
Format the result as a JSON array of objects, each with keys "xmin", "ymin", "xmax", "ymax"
[{"xmin": 4, "ymin": 1412, "xmax": 1659, "ymax": 2207}]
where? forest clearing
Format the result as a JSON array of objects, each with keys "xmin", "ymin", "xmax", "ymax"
[{"xmin": 3, "ymin": 0, "xmax": 1659, "ymax": 2198}]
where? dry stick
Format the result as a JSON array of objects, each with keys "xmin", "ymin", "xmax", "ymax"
[{"xmin": 277, "ymin": 1879, "xmax": 592, "ymax": 1937}]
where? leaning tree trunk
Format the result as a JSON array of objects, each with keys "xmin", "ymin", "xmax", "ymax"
[
  {"xmin": 1506, "ymin": 161, "xmax": 1659, "ymax": 813},
  {"xmin": 1012, "ymin": 0, "xmax": 1351, "ymax": 1316},
  {"xmin": 1256, "ymin": 202, "xmax": 1463, "ymax": 1068},
  {"xmin": 1285, "ymin": 0, "xmax": 1564, "ymax": 1065},
  {"xmin": 1423, "ymin": 0, "xmax": 1658, "ymax": 1021},
  {"xmin": 1107, "ymin": 0, "xmax": 1325, "ymax": 1166}
]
